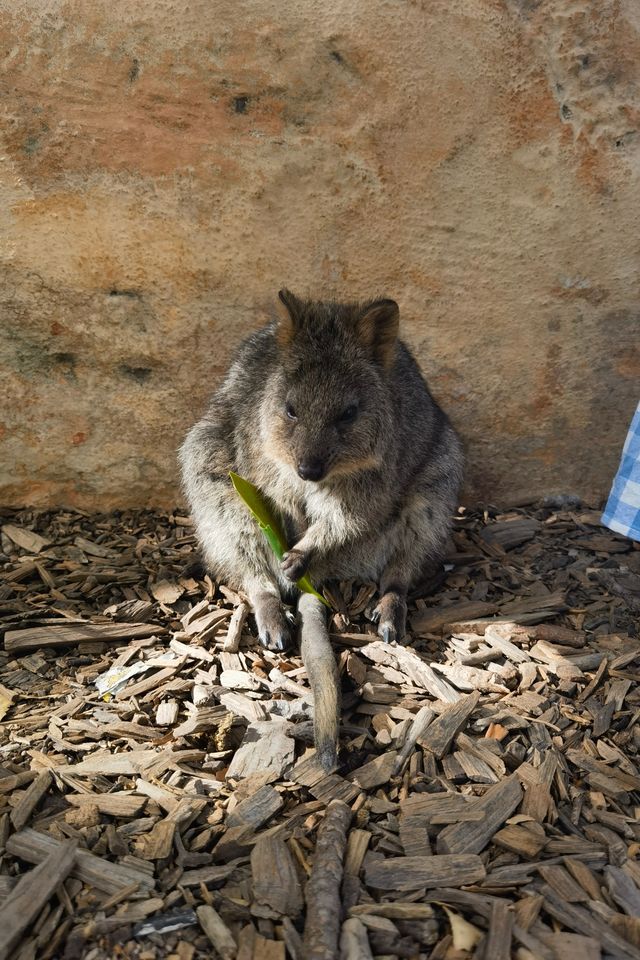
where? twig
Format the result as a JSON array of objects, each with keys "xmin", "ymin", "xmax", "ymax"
[{"xmin": 303, "ymin": 799, "xmax": 352, "ymax": 960}]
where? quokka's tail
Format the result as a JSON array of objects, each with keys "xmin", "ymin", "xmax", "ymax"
[{"xmin": 298, "ymin": 592, "xmax": 340, "ymax": 771}]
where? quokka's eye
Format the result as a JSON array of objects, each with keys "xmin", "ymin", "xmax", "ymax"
[
  {"xmin": 338, "ymin": 404, "xmax": 358, "ymax": 424},
  {"xmin": 285, "ymin": 403, "xmax": 297, "ymax": 421}
]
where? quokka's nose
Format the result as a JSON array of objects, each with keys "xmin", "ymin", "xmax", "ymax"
[{"xmin": 297, "ymin": 459, "xmax": 325, "ymax": 482}]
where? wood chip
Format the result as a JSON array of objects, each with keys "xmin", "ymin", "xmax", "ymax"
[
  {"xmin": 339, "ymin": 917, "xmax": 374, "ymax": 960},
  {"xmin": 196, "ymin": 904, "xmax": 237, "ymax": 959},
  {"xmin": 10, "ymin": 770, "xmax": 52, "ymax": 831},
  {"xmin": 485, "ymin": 898, "xmax": 513, "ymax": 960},
  {"xmin": 67, "ymin": 793, "xmax": 148, "ymax": 820},
  {"xmin": 400, "ymin": 792, "xmax": 484, "ymax": 825},
  {"xmin": 605, "ymin": 865, "xmax": 640, "ymax": 917},
  {"xmin": 418, "ymin": 691, "xmax": 480, "ymax": 758},
  {"xmin": 4, "ymin": 622, "xmax": 163, "ymax": 652},
  {"xmin": 540, "ymin": 885, "xmax": 640, "ymax": 958},
  {"xmin": 0, "ymin": 684, "xmax": 15, "ymax": 722},
  {"xmin": 223, "ymin": 602, "xmax": 249, "ymax": 653},
  {"xmin": 365, "ymin": 854, "xmax": 486, "ymax": 890},
  {"xmin": 56, "ymin": 749, "xmax": 161, "ymax": 776},
  {"xmin": 348, "ymin": 751, "xmax": 398, "ymax": 790},
  {"xmin": 393, "ymin": 704, "xmax": 435, "ymax": 774},
  {"xmin": 2, "ymin": 523, "xmax": 51, "ymax": 554},
  {"xmin": 437, "ymin": 775, "xmax": 523, "ymax": 854},
  {"xmin": 6, "ymin": 828, "xmax": 155, "ymax": 895},
  {"xmin": 227, "ymin": 784, "xmax": 284, "ymax": 830},
  {"xmin": 226, "ymin": 721, "xmax": 295, "ymax": 781},
  {"xmin": 359, "ymin": 641, "xmax": 460, "ymax": 702},
  {"xmin": 493, "ymin": 821, "xmax": 547, "ymax": 858},
  {"xmin": 410, "ymin": 601, "xmax": 499, "ymax": 634},
  {"xmin": 250, "ymin": 835, "xmax": 303, "ymax": 918},
  {"xmin": 483, "ymin": 623, "xmax": 531, "ymax": 663},
  {"xmin": 343, "ymin": 829, "xmax": 371, "ymax": 878}
]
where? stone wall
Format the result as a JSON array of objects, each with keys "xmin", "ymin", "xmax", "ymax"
[{"xmin": 1, "ymin": 0, "xmax": 638, "ymax": 509}]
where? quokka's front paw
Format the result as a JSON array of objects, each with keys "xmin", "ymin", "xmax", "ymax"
[{"xmin": 281, "ymin": 548, "xmax": 310, "ymax": 582}]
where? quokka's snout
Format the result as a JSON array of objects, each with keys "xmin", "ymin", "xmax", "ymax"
[
  {"xmin": 284, "ymin": 415, "xmax": 334, "ymax": 482},
  {"xmin": 273, "ymin": 419, "xmax": 374, "ymax": 484},
  {"xmin": 297, "ymin": 457, "xmax": 326, "ymax": 482}
]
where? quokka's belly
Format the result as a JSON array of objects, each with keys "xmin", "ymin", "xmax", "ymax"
[
  {"xmin": 308, "ymin": 494, "xmax": 439, "ymax": 588},
  {"xmin": 311, "ymin": 534, "xmax": 396, "ymax": 586}
]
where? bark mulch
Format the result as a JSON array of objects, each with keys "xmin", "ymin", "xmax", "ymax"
[{"xmin": 0, "ymin": 499, "xmax": 639, "ymax": 960}]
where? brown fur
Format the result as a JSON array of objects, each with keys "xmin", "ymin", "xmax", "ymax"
[{"xmin": 354, "ymin": 299, "xmax": 399, "ymax": 369}]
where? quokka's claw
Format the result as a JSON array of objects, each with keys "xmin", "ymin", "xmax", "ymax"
[
  {"xmin": 373, "ymin": 591, "xmax": 407, "ymax": 644},
  {"xmin": 379, "ymin": 622, "xmax": 397, "ymax": 644},
  {"xmin": 260, "ymin": 628, "xmax": 289, "ymax": 652}
]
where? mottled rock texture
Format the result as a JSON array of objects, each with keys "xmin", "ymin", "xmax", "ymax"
[{"xmin": 1, "ymin": 0, "xmax": 638, "ymax": 508}]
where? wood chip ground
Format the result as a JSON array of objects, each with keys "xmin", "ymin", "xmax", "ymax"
[{"xmin": 1, "ymin": 500, "xmax": 640, "ymax": 959}]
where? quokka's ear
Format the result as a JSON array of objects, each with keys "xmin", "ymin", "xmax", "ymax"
[
  {"xmin": 355, "ymin": 298, "xmax": 400, "ymax": 368},
  {"xmin": 275, "ymin": 288, "xmax": 304, "ymax": 346}
]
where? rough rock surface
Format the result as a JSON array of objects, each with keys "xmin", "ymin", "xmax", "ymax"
[{"xmin": 1, "ymin": 0, "xmax": 639, "ymax": 508}]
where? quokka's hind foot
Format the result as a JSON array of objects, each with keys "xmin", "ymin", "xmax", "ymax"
[
  {"xmin": 252, "ymin": 592, "xmax": 293, "ymax": 651},
  {"xmin": 373, "ymin": 590, "xmax": 407, "ymax": 644}
]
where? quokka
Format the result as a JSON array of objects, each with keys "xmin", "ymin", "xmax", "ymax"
[{"xmin": 180, "ymin": 290, "xmax": 463, "ymax": 765}]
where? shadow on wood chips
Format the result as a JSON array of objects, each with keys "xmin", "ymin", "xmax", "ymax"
[{"xmin": 0, "ymin": 500, "xmax": 640, "ymax": 960}]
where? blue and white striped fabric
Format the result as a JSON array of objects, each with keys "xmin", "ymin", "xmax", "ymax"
[{"xmin": 601, "ymin": 401, "xmax": 640, "ymax": 542}]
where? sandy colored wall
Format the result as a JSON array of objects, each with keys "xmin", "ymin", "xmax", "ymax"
[{"xmin": 1, "ymin": 0, "xmax": 639, "ymax": 510}]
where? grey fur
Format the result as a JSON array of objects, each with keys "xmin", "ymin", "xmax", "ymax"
[{"xmin": 179, "ymin": 292, "xmax": 464, "ymax": 652}]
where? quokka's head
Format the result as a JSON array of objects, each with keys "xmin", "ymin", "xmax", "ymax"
[{"xmin": 261, "ymin": 289, "xmax": 399, "ymax": 483}]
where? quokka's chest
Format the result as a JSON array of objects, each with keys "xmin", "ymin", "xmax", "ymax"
[
  {"xmin": 263, "ymin": 468, "xmax": 344, "ymax": 525},
  {"xmin": 302, "ymin": 485, "xmax": 345, "ymax": 522}
]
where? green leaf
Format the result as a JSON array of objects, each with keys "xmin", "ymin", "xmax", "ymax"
[
  {"xmin": 261, "ymin": 525, "xmax": 285, "ymax": 562},
  {"xmin": 229, "ymin": 472, "xmax": 330, "ymax": 607},
  {"xmin": 229, "ymin": 472, "xmax": 287, "ymax": 547}
]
